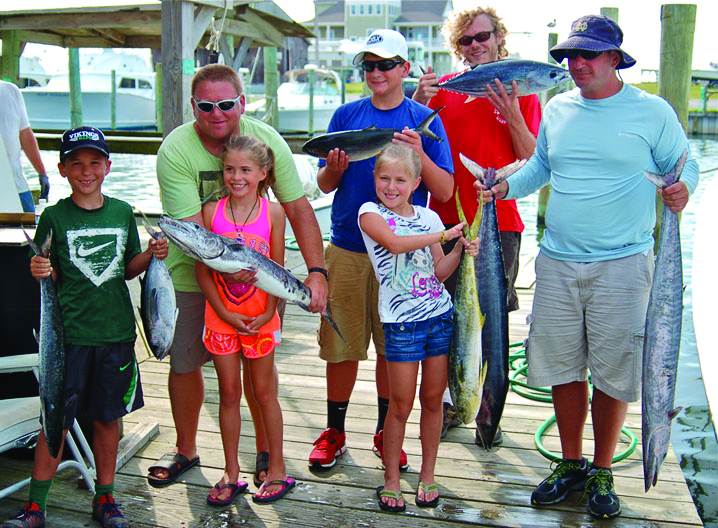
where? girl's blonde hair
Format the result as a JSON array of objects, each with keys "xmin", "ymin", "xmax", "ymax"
[
  {"xmin": 375, "ymin": 143, "xmax": 422, "ymax": 180},
  {"xmin": 221, "ymin": 135, "xmax": 276, "ymax": 197},
  {"xmin": 441, "ymin": 6, "xmax": 508, "ymax": 64}
]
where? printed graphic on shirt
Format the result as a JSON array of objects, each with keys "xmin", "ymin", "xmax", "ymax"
[
  {"xmin": 199, "ymin": 170, "xmax": 223, "ymax": 201},
  {"xmin": 68, "ymin": 227, "xmax": 126, "ymax": 287}
]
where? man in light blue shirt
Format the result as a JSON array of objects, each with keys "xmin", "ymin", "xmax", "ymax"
[{"xmin": 481, "ymin": 15, "xmax": 698, "ymax": 519}]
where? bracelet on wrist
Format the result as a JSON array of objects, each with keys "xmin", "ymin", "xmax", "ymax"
[
  {"xmin": 439, "ymin": 230, "xmax": 446, "ymax": 244},
  {"xmin": 308, "ymin": 267, "xmax": 329, "ymax": 281}
]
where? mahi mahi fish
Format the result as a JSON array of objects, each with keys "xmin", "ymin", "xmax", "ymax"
[
  {"xmin": 24, "ymin": 229, "xmax": 68, "ymax": 459},
  {"xmin": 460, "ymin": 154, "xmax": 526, "ymax": 449},
  {"xmin": 439, "ymin": 59, "xmax": 570, "ymax": 101},
  {"xmin": 301, "ymin": 107, "xmax": 444, "ymax": 160},
  {"xmin": 641, "ymin": 150, "xmax": 688, "ymax": 492},
  {"xmin": 158, "ymin": 216, "xmax": 346, "ymax": 343},
  {"xmin": 138, "ymin": 219, "xmax": 178, "ymax": 360},
  {"xmin": 449, "ymin": 181, "xmax": 485, "ymax": 424}
]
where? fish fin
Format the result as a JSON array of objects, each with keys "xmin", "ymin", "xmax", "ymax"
[
  {"xmin": 464, "ymin": 95, "xmax": 477, "ymax": 104},
  {"xmin": 139, "ymin": 211, "xmax": 162, "ymax": 240},
  {"xmin": 362, "ymin": 125, "xmax": 378, "ymax": 130},
  {"xmin": 495, "ymin": 159, "xmax": 527, "ymax": 182},
  {"xmin": 459, "ymin": 153, "xmax": 486, "ymax": 184},
  {"xmin": 174, "ymin": 308, "xmax": 180, "ymax": 326},
  {"xmin": 33, "ymin": 329, "xmax": 39, "ymax": 345},
  {"xmin": 415, "ymin": 107, "xmax": 443, "ymax": 143},
  {"xmin": 667, "ymin": 407, "xmax": 683, "ymax": 421},
  {"xmin": 322, "ymin": 300, "xmax": 350, "ymax": 348}
]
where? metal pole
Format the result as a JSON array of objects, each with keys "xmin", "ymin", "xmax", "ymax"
[
  {"xmin": 308, "ymin": 68, "xmax": 315, "ymax": 135},
  {"xmin": 110, "ymin": 70, "xmax": 117, "ymax": 130}
]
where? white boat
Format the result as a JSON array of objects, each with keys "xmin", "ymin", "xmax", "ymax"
[
  {"xmin": 21, "ymin": 50, "xmax": 156, "ymax": 131},
  {"xmin": 245, "ymin": 68, "xmax": 342, "ymax": 134},
  {"xmin": 692, "ymin": 173, "xmax": 718, "ymax": 440}
]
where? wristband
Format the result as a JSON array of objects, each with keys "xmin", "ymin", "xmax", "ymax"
[
  {"xmin": 308, "ymin": 267, "xmax": 329, "ymax": 281},
  {"xmin": 440, "ymin": 230, "xmax": 446, "ymax": 244}
]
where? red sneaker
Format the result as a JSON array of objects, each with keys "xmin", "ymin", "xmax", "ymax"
[
  {"xmin": 308, "ymin": 428, "xmax": 347, "ymax": 469},
  {"xmin": 2, "ymin": 501, "xmax": 45, "ymax": 528},
  {"xmin": 373, "ymin": 430, "xmax": 409, "ymax": 471}
]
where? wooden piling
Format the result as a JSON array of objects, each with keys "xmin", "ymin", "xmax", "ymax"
[
  {"xmin": 155, "ymin": 65, "xmax": 163, "ymax": 134},
  {"xmin": 0, "ymin": 30, "xmax": 21, "ymax": 84},
  {"xmin": 264, "ymin": 46, "xmax": 279, "ymax": 130},
  {"xmin": 110, "ymin": 70, "xmax": 117, "ymax": 130},
  {"xmin": 68, "ymin": 48, "xmax": 83, "ymax": 128},
  {"xmin": 160, "ymin": 0, "xmax": 194, "ymax": 136}
]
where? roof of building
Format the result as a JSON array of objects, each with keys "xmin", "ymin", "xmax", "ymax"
[
  {"xmin": 312, "ymin": 1, "xmax": 345, "ymax": 24},
  {"xmin": 394, "ymin": 1, "xmax": 450, "ymax": 23}
]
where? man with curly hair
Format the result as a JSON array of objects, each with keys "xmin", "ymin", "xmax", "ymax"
[{"xmin": 413, "ymin": 6, "xmax": 542, "ymax": 446}]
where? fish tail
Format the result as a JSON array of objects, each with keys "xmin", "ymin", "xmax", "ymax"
[
  {"xmin": 323, "ymin": 300, "xmax": 350, "ymax": 348},
  {"xmin": 455, "ymin": 190, "xmax": 470, "ymax": 238},
  {"xmin": 416, "ymin": 106, "xmax": 444, "ymax": 143},
  {"xmin": 643, "ymin": 149, "xmax": 688, "ymax": 188},
  {"xmin": 470, "ymin": 194, "xmax": 483, "ymax": 241}
]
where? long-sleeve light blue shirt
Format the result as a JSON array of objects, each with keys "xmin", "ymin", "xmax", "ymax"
[{"xmin": 506, "ymin": 83, "xmax": 699, "ymax": 262}]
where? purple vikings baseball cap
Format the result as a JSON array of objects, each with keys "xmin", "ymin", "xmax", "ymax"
[{"xmin": 550, "ymin": 14, "xmax": 636, "ymax": 69}]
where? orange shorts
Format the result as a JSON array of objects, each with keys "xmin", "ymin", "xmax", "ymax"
[{"xmin": 203, "ymin": 327, "xmax": 276, "ymax": 359}]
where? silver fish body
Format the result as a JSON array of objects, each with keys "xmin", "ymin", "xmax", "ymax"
[
  {"xmin": 158, "ymin": 216, "xmax": 346, "ymax": 343},
  {"xmin": 24, "ymin": 230, "xmax": 66, "ymax": 459},
  {"xmin": 439, "ymin": 60, "xmax": 570, "ymax": 99},
  {"xmin": 301, "ymin": 107, "xmax": 444, "ymax": 160},
  {"xmin": 460, "ymin": 155, "xmax": 525, "ymax": 449},
  {"xmin": 641, "ymin": 150, "xmax": 688, "ymax": 492},
  {"xmin": 138, "ymin": 222, "xmax": 177, "ymax": 360}
]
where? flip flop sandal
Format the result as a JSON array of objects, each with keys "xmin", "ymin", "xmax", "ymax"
[
  {"xmin": 253, "ymin": 451, "xmax": 270, "ymax": 488},
  {"xmin": 252, "ymin": 478, "xmax": 296, "ymax": 503},
  {"xmin": 376, "ymin": 485, "xmax": 406, "ymax": 513},
  {"xmin": 207, "ymin": 480, "xmax": 248, "ymax": 506},
  {"xmin": 415, "ymin": 481, "xmax": 440, "ymax": 508},
  {"xmin": 147, "ymin": 452, "xmax": 200, "ymax": 488}
]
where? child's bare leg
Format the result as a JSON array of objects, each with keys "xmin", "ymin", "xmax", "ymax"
[
  {"xmin": 211, "ymin": 352, "xmax": 243, "ymax": 499},
  {"xmin": 242, "ymin": 358, "xmax": 278, "ymax": 482},
  {"xmin": 382, "ymin": 361, "xmax": 419, "ymax": 508},
  {"xmin": 417, "ymin": 354, "xmax": 447, "ymax": 503},
  {"xmin": 31, "ymin": 429, "xmax": 68, "ymax": 481},
  {"xmin": 247, "ymin": 352, "xmax": 287, "ymax": 498},
  {"xmin": 93, "ymin": 420, "xmax": 120, "ymax": 486}
]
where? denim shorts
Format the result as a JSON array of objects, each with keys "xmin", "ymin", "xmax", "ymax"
[{"xmin": 383, "ymin": 309, "xmax": 453, "ymax": 363}]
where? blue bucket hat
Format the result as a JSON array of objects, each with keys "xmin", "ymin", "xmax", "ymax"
[{"xmin": 550, "ymin": 14, "xmax": 636, "ymax": 69}]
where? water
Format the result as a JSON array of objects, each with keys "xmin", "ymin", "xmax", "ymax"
[{"xmin": 21, "ymin": 138, "xmax": 718, "ymax": 525}]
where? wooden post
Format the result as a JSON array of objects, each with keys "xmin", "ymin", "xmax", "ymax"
[
  {"xmin": 264, "ymin": 46, "xmax": 279, "ymax": 131},
  {"xmin": 68, "ymin": 48, "xmax": 83, "ymax": 128},
  {"xmin": 0, "ymin": 30, "xmax": 21, "ymax": 84},
  {"xmin": 110, "ymin": 70, "xmax": 117, "ymax": 130},
  {"xmin": 600, "ymin": 7, "xmax": 619, "ymax": 22},
  {"xmin": 161, "ymin": 0, "xmax": 194, "ymax": 137},
  {"xmin": 155, "ymin": 64, "xmax": 163, "ymax": 134},
  {"xmin": 659, "ymin": 4, "xmax": 697, "ymax": 132}
]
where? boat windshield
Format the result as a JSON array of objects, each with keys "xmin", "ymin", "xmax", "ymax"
[{"xmin": 278, "ymin": 81, "xmax": 340, "ymax": 97}]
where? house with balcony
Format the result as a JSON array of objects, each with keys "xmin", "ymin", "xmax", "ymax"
[{"xmin": 305, "ymin": 0, "xmax": 455, "ymax": 77}]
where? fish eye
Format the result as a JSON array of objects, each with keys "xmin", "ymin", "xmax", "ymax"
[{"xmin": 550, "ymin": 71, "xmax": 557, "ymax": 78}]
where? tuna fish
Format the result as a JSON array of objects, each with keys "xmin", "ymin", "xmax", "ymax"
[
  {"xmin": 301, "ymin": 107, "xmax": 444, "ymax": 160},
  {"xmin": 24, "ymin": 229, "xmax": 68, "ymax": 459},
  {"xmin": 460, "ymin": 154, "xmax": 526, "ymax": 449},
  {"xmin": 641, "ymin": 150, "xmax": 688, "ymax": 492},
  {"xmin": 158, "ymin": 216, "xmax": 346, "ymax": 343},
  {"xmin": 439, "ymin": 59, "xmax": 570, "ymax": 100},
  {"xmin": 138, "ymin": 219, "xmax": 178, "ymax": 360},
  {"xmin": 448, "ymin": 181, "xmax": 485, "ymax": 424}
]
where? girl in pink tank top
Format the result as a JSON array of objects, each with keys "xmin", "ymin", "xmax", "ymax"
[{"xmin": 196, "ymin": 135, "xmax": 295, "ymax": 504}]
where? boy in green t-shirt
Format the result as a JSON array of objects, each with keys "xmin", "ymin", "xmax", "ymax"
[{"xmin": 2, "ymin": 127, "xmax": 168, "ymax": 528}]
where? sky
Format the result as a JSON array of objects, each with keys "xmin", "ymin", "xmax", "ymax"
[{"xmin": 16, "ymin": 0, "xmax": 718, "ymax": 84}]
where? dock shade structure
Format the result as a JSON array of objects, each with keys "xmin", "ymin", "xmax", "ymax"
[{"xmin": 0, "ymin": 1, "xmax": 315, "ymax": 135}]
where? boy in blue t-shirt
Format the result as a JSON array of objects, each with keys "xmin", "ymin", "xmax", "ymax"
[
  {"xmin": 308, "ymin": 29, "xmax": 454, "ymax": 474},
  {"xmin": 3, "ymin": 127, "xmax": 168, "ymax": 528}
]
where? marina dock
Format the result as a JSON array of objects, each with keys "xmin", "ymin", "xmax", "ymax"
[{"xmin": 0, "ymin": 236, "xmax": 704, "ymax": 527}]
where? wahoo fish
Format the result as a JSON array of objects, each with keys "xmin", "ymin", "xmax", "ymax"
[
  {"xmin": 24, "ymin": 229, "xmax": 68, "ymax": 459},
  {"xmin": 301, "ymin": 107, "xmax": 444, "ymax": 160},
  {"xmin": 439, "ymin": 59, "xmax": 570, "ymax": 101},
  {"xmin": 448, "ymin": 180, "xmax": 485, "ymax": 424},
  {"xmin": 461, "ymin": 154, "xmax": 526, "ymax": 449},
  {"xmin": 641, "ymin": 150, "xmax": 688, "ymax": 492},
  {"xmin": 138, "ymin": 219, "xmax": 178, "ymax": 360},
  {"xmin": 158, "ymin": 216, "xmax": 346, "ymax": 343}
]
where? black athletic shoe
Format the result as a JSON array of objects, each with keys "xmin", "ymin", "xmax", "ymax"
[
  {"xmin": 440, "ymin": 403, "xmax": 462, "ymax": 439},
  {"xmin": 585, "ymin": 467, "xmax": 621, "ymax": 518},
  {"xmin": 531, "ymin": 457, "xmax": 589, "ymax": 505}
]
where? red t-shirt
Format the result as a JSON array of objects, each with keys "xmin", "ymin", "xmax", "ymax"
[{"xmin": 428, "ymin": 71, "xmax": 542, "ymax": 232}]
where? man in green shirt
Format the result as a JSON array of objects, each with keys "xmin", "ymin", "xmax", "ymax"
[{"xmin": 148, "ymin": 64, "xmax": 327, "ymax": 488}]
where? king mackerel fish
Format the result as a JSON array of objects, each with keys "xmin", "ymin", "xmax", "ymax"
[
  {"xmin": 301, "ymin": 107, "xmax": 444, "ymax": 161},
  {"xmin": 158, "ymin": 216, "xmax": 347, "ymax": 343},
  {"xmin": 439, "ymin": 59, "xmax": 570, "ymax": 100},
  {"xmin": 641, "ymin": 150, "xmax": 688, "ymax": 492},
  {"xmin": 460, "ymin": 154, "xmax": 525, "ymax": 449}
]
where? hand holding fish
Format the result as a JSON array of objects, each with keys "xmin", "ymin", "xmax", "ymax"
[
  {"xmin": 459, "ymin": 236, "xmax": 480, "ymax": 257},
  {"xmin": 30, "ymin": 254, "xmax": 53, "ymax": 280},
  {"xmin": 473, "ymin": 179, "xmax": 509, "ymax": 203},
  {"xmin": 325, "ymin": 148, "xmax": 350, "ymax": 174},
  {"xmin": 444, "ymin": 221, "xmax": 468, "ymax": 242},
  {"xmin": 148, "ymin": 237, "xmax": 169, "ymax": 260},
  {"xmin": 659, "ymin": 181, "xmax": 690, "ymax": 213},
  {"xmin": 485, "ymin": 79, "xmax": 522, "ymax": 123},
  {"xmin": 413, "ymin": 65, "xmax": 439, "ymax": 105},
  {"xmin": 222, "ymin": 268, "xmax": 259, "ymax": 285},
  {"xmin": 304, "ymin": 273, "xmax": 328, "ymax": 313}
]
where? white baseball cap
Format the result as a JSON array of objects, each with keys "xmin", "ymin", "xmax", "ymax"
[{"xmin": 352, "ymin": 29, "xmax": 409, "ymax": 65}]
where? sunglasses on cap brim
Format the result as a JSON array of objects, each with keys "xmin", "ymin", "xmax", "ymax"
[
  {"xmin": 558, "ymin": 49, "xmax": 605, "ymax": 61},
  {"xmin": 193, "ymin": 95, "xmax": 241, "ymax": 113},
  {"xmin": 457, "ymin": 31, "xmax": 494, "ymax": 46},
  {"xmin": 360, "ymin": 58, "xmax": 404, "ymax": 72}
]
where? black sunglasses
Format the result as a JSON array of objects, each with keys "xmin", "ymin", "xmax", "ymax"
[
  {"xmin": 360, "ymin": 58, "xmax": 404, "ymax": 72},
  {"xmin": 563, "ymin": 49, "xmax": 605, "ymax": 61},
  {"xmin": 457, "ymin": 31, "xmax": 494, "ymax": 46},
  {"xmin": 193, "ymin": 95, "xmax": 241, "ymax": 113}
]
